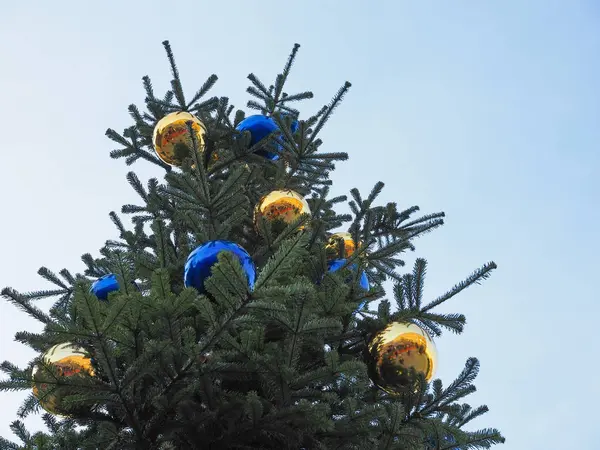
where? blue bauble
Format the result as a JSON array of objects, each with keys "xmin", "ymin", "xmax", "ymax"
[
  {"xmin": 236, "ymin": 115, "xmax": 279, "ymax": 160},
  {"xmin": 184, "ymin": 240, "xmax": 256, "ymax": 293},
  {"xmin": 236, "ymin": 114, "xmax": 298, "ymax": 161},
  {"xmin": 290, "ymin": 119, "xmax": 299, "ymax": 134},
  {"xmin": 90, "ymin": 274, "xmax": 139, "ymax": 301},
  {"xmin": 90, "ymin": 274, "xmax": 120, "ymax": 301},
  {"xmin": 327, "ymin": 259, "xmax": 369, "ymax": 291},
  {"xmin": 327, "ymin": 259, "xmax": 369, "ymax": 311}
]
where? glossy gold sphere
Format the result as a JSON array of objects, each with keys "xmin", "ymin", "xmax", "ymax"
[
  {"xmin": 32, "ymin": 343, "xmax": 94, "ymax": 415},
  {"xmin": 366, "ymin": 322, "xmax": 437, "ymax": 395},
  {"xmin": 152, "ymin": 111, "xmax": 207, "ymax": 166},
  {"xmin": 254, "ymin": 190, "xmax": 311, "ymax": 233},
  {"xmin": 326, "ymin": 232, "xmax": 358, "ymax": 258}
]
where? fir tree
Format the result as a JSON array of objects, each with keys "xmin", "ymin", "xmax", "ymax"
[{"xmin": 0, "ymin": 42, "xmax": 505, "ymax": 450}]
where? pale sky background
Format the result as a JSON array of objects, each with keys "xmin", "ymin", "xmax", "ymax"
[{"xmin": 0, "ymin": 1, "xmax": 598, "ymax": 449}]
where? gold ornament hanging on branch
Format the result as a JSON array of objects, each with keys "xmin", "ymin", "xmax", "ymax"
[
  {"xmin": 152, "ymin": 111, "xmax": 207, "ymax": 166},
  {"xmin": 32, "ymin": 343, "xmax": 95, "ymax": 415},
  {"xmin": 326, "ymin": 232, "xmax": 360, "ymax": 259},
  {"xmin": 254, "ymin": 189, "xmax": 311, "ymax": 235},
  {"xmin": 365, "ymin": 322, "xmax": 438, "ymax": 395}
]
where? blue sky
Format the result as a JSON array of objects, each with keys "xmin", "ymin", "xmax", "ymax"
[{"xmin": 0, "ymin": 1, "xmax": 598, "ymax": 448}]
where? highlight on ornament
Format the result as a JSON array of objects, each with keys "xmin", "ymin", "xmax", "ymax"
[
  {"xmin": 32, "ymin": 343, "xmax": 94, "ymax": 415},
  {"xmin": 365, "ymin": 321, "xmax": 437, "ymax": 395},
  {"xmin": 184, "ymin": 240, "xmax": 256, "ymax": 293},
  {"xmin": 235, "ymin": 114, "xmax": 298, "ymax": 161},
  {"xmin": 254, "ymin": 189, "xmax": 311, "ymax": 233},
  {"xmin": 153, "ymin": 111, "xmax": 207, "ymax": 166},
  {"xmin": 326, "ymin": 232, "xmax": 359, "ymax": 259}
]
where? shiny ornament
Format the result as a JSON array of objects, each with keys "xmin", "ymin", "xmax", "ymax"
[
  {"xmin": 236, "ymin": 114, "xmax": 298, "ymax": 161},
  {"xmin": 290, "ymin": 119, "xmax": 299, "ymax": 134},
  {"xmin": 366, "ymin": 322, "xmax": 438, "ymax": 395},
  {"xmin": 90, "ymin": 274, "xmax": 119, "ymax": 300},
  {"xmin": 326, "ymin": 232, "xmax": 358, "ymax": 259},
  {"xmin": 153, "ymin": 111, "xmax": 207, "ymax": 166},
  {"xmin": 327, "ymin": 259, "xmax": 369, "ymax": 291},
  {"xmin": 90, "ymin": 273, "xmax": 139, "ymax": 301},
  {"xmin": 254, "ymin": 190, "xmax": 311, "ymax": 233},
  {"xmin": 184, "ymin": 240, "xmax": 256, "ymax": 293},
  {"xmin": 32, "ymin": 343, "xmax": 94, "ymax": 415}
]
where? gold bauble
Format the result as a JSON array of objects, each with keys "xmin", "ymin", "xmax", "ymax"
[
  {"xmin": 254, "ymin": 190, "xmax": 311, "ymax": 233},
  {"xmin": 152, "ymin": 111, "xmax": 207, "ymax": 166},
  {"xmin": 326, "ymin": 232, "xmax": 358, "ymax": 258},
  {"xmin": 366, "ymin": 322, "xmax": 437, "ymax": 395},
  {"xmin": 32, "ymin": 343, "xmax": 94, "ymax": 415}
]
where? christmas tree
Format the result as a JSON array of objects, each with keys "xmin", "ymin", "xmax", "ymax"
[{"xmin": 0, "ymin": 42, "xmax": 505, "ymax": 450}]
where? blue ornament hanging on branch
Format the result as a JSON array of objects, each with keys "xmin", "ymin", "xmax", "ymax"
[
  {"xmin": 90, "ymin": 274, "xmax": 139, "ymax": 301},
  {"xmin": 327, "ymin": 258, "xmax": 370, "ymax": 311},
  {"xmin": 327, "ymin": 259, "xmax": 369, "ymax": 291},
  {"xmin": 235, "ymin": 114, "xmax": 298, "ymax": 161},
  {"xmin": 184, "ymin": 240, "xmax": 256, "ymax": 293},
  {"xmin": 90, "ymin": 274, "xmax": 119, "ymax": 301}
]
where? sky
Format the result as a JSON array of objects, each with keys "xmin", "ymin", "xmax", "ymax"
[{"xmin": 0, "ymin": 1, "xmax": 598, "ymax": 448}]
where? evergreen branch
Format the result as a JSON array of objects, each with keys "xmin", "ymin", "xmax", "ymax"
[
  {"xmin": 458, "ymin": 405, "xmax": 489, "ymax": 427},
  {"xmin": 403, "ymin": 274, "xmax": 415, "ymax": 309},
  {"xmin": 9, "ymin": 421, "xmax": 29, "ymax": 444},
  {"xmin": 0, "ymin": 362, "xmax": 21, "ymax": 376},
  {"xmin": 142, "ymin": 75, "xmax": 156, "ymax": 103},
  {"xmin": 1, "ymin": 288, "xmax": 51, "ymax": 324},
  {"xmin": 417, "ymin": 312, "xmax": 465, "ymax": 336},
  {"xmin": 412, "ymin": 258, "xmax": 427, "ymax": 309},
  {"xmin": 125, "ymin": 172, "xmax": 149, "ymax": 203},
  {"xmin": 402, "ymin": 212, "xmax": 446, "ymax": 228},
  {"xmin": 162, "ymin": 40, "xmax": 186, "ymax": 107},
  {"xmin": 247, "ymin": 99, "xmax": 265, "ymax": 112},
  {"xmin": 0, "ymin": 437, "xmax": 19, "ymax": 449},
  {"xmin": 421, "ymin": 358, "xmax": 480, "ymax": 415},
  {"xmin": 302, "ymin": 151, "xmax": 349, "ymax": 161},
  {"xmin": 37, "ymin": 267, "xmax": 69, "ymax": 290},
  {"xmin": 275, "ymin": 43, "xmax": 300, "ymax": 101},
  {"xmin": 59, "ymin": 269, "xmax": 76, "ymax": 285},
  {"xmin": 121, "ymin": 204, "xmax": 148, "ymax": 215},
  {"xmin": 17, "ymin": 289, "xmax": 67, "ymax": 302},
  {"xmin": 187, "ymin": 74, "xmax": 218, "ymax": 109},
  {"xmin": 254, "ymin": 232, "xmax": 309, "ymax": 290},
  {"xmin": 421, "ymin": 262, "xmax": 497, "ymax": 312},
  {"xmin": 460, "ymin": 428, "xmax": 506, "ymax": 447},
  {"xmin": 109, "ymin": 212, "xmax": 126, "ymax": 236},
  {"xmin": 366, "ymin": 181, "xmax": 384, "ymax": 205},
  {"xmin": 279, "ymin": 91, "xmax": 314, "ymax": 103},
  {"xmin": 247, "ymin": 74, "xmax": 271, "ymax": 98},
  {"xmin": 193, "ymin": 96, "xmax": 220, "ymax": 113},
  {"xmin": 393, "ymin": 281, "xmax": 407, "ymax": 311},
  {"xmin": 105, "ymin": 128, "xmax": 131, "ymax": 147},
  {"xmin": 247, "ymin": 86, "xmax": 269, "ymax": 101},
  {"xmin": 308, "ymin": 82, "xmax": 352, "ymax": 146}
]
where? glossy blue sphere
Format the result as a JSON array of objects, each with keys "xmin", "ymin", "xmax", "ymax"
[
  {"xmin": 90, "ymin": 274, "xmax": 139, "ymax": 301},
  {"xmin": 184, "ymin": 240, "xmax": 256, "ymax": 293},
  {"xmin": 236, "ymin": 114, "xmax": 298, "ymax": 161},
  {"xmin": 327, "ymin": 259, "xmax": 369, "ymax": 311},
  {"xmin": 290, "ymin": 119, "xmax": 299, "ymax": 134},
  {"xmin": 327, "ymin": 259, "xmax": 369, "ymax": 291},
  {"xmin": 236, "ymin": 115, "xmax": 279, "ymax": 160},
  {"xmin": 90, "ymin": 274, "xmax": 120, "ymax": 301}
]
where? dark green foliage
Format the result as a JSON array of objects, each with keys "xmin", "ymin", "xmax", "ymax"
[{"xmin": 0, "ymin": 42, "xmax": 504, "ymax": 449}]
